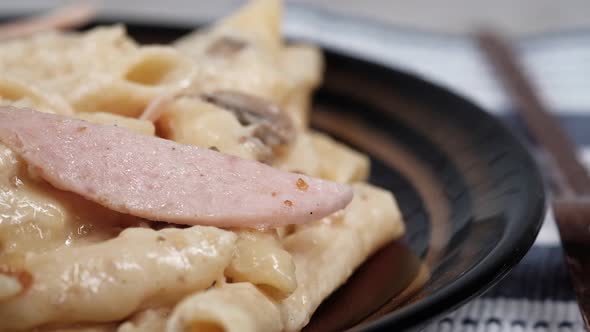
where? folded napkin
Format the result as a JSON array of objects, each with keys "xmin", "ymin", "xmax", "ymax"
[{"xmin": 285, "ymin": 6, "xmax": 589, "ymax": 331}]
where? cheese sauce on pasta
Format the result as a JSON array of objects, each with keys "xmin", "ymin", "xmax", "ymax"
[{"xmin": 0, "ymin": 0, "xmax": 405, "ymax": 331}]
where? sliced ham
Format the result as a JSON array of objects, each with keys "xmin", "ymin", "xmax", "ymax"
[
  {"xmin": 0, "ymin": 107, "xmax": 353, "ymax": 228},
  {"xmin": 0, "ymin": 4, "xmax": 96, "ymax": 41}
]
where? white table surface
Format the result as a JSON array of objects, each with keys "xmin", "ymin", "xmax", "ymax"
[{"xmin": 2, "ymin": 0, "xmax": 590, "ymax": 36}]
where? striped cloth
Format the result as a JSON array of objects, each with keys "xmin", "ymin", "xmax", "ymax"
[{"xmin": 284, "ymin": 5, "xmax": 590, "ymax": 331}]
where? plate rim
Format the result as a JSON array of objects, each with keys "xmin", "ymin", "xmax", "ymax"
[
  {"xmin": 318, "ymin": 50, "xmax": 546, "ymax": 331},
  {"xmin": 0, "ymin": 18, "xmax": 547, "ymax": 331}
]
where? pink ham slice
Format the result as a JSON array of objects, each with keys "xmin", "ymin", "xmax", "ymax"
[
  {"xmin": 0, "ymin": 4, "xmax": 96, "ymax": 41},
  {"xmin": 0, "ymin": 107, "xmax": 353, "ymax": 228}
]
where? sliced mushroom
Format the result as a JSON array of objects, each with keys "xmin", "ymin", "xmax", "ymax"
[
  {"xmin": 206, "ymin": 36, "xmax": 248, "ymax": 57},
  {"xmin": 141, "ymin": 89, "xmax": 295, "ymax": 163},
  {"xmin": 202, "ymin": 90, "xmax": 296, "ymax": 149}
]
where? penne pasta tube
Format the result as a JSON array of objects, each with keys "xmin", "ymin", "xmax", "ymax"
[
  {"xmin": 280, "ymin": 183, "xmax": 405, "ymax": 331},
  {"xmin": 166, "ymin": 282, "xmax": 283, "ymax": 332},
  {"xmin": 0, "ymin": 227, "xmax": 236, "ymax": 330},
  {"xmin": 225, "ymin": 230, "xmax": 296, "ymax": 299}
]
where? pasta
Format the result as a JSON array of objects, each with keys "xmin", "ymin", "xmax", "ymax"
[
  {"xmin": 118, "ymin": 309, "xmax": 170, "ymax": 332},
  {"xmin": 311, "ymin": 131, "xmax": 370, "ymax": 183},
  {"xmin": 0, "ymin": 77, "xmax": 74, "ymax": 115},
  {"xmin": 280, "ymin": 183, "xmax": 404, "ymax": 330},
  {"xmin": 0, "ymin": 0, "xmax": 407, "ymax": 331},
  {"xmin": 157, "ymin": 97, "xmax": 264, "ymax": 161},
  {"xmin": 0, "ymin": 143, "xmax": 136, "ymax": 256},
  {"xmin": 0, "ymin": 226, "xmax": 237, "ymax": 330},
  {"xmin": 225, "ymin": 230, "xmax": 296, "ymax": 299},
  {"xmin": 167, "ymin": 283, "xmax": 283, "ymax": 332},
  {"xmin": 74, "ymin": 112, "xmax": 156, "ymax": 136}
]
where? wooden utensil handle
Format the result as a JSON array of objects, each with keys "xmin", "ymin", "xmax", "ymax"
[
  {"xmin": 553, "ymin": 199, "xmax": 590, "ymax": 328},
  {"xmin": 553, "ymin": 199, "xmax": 590, "ymax": 244}
]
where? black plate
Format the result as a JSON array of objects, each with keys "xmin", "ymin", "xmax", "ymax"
[
  {"xmin": 6, "ymin": 20, "xmax": 546, "ymax": 331},
  {"xmin": 119, "ymin": 23, "xmax": 545, "ymax": 331},
  {"xmin": 308, "ymin": 51, "xmax": 546, "ymax": 331}
]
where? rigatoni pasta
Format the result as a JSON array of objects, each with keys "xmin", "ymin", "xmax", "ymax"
[
  {"xmin": 0, "ymin": 0, "xmax": 406, "ymax": 331},
  {"xmin": 167, "ymin": 283, "xmax": 283, "ymax": 332},
  {"xmin": 118, "ymin": 309, "xmax": 170, "ymax": 332},
  {"xmin": 0, "ymin": 226, "xmax": 237, "ymax": 330},
  {"xmin": 225, "ymin": 230, "xmax": 296, "ymax": 299},
  {"xmin": 0, "ymin": 77, "xmax": 74, "ymax": 115},
  {"xmin": 74, "ymin": 112, "xmax": 156, "ymax": 136},
  {"xmin": 157, "ymin": 97, "xmax": 265, "ymax": 161},
  {"xmin": 311, "ymin": 131, "xmax": 370, "ymax": 183},
  {"xmin": 280, "ymin": 183, "xmax": 404, "ymax": 330}
]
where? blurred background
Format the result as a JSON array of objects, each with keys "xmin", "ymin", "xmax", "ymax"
[
  {"xmin": 3, "ymin": 0, "xmax": 590, "ymax": 35},
  {"xmin": 293, "ymin": 0, "xmax": 590, "ymax": 36},
  {"xmin": 3, "ymin": 0, "xmax": 590, "ymax": 114}
]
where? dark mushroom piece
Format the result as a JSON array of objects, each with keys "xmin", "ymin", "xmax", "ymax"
[
  {"xmin": 206, "ymin": 36, "xmax": 248, "ymax": 57},
  {"xmin": 141, "ymin": 89, "xmax": 296, "ymax": 163},
  {"xmin": 202, "ymin": 90, "xmax": 296, "ymax": 162}
]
